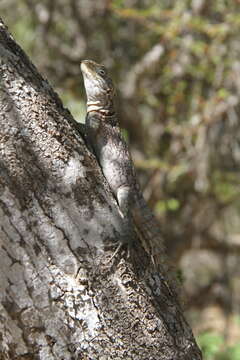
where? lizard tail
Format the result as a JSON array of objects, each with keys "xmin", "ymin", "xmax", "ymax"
[
  {"xmin": 132, "ymin": 190, "xmax": 181, "ymax": 296},
  {"xmin": 132, "ymin": 191, "xmax": 166, "ymax": 264}
]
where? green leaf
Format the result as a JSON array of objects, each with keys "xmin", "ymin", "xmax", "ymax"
[
  {"xmin": 155, "ymin": 198, "xmax": 180, "ymax": 215},
  {"xmin": 167, "ymin": 198, "xmax": 180, "ymax": 211},
  {"xmin": 197, "ymin": 332, "xmax": 224, "ymax": 360}
]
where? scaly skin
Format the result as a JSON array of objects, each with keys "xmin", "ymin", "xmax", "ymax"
[{"xmin": 80, "ymin": 60, "xmax": 167, "ymax": 268}]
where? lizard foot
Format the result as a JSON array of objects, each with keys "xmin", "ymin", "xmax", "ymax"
[{"xmin": 106, "ymin": 242, "xmax": 130, "ymax": 265}]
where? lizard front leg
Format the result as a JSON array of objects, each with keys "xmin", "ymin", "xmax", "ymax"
[{"xmin": 116, "ymin": 185, "xmax": 132, "ymax": 218}]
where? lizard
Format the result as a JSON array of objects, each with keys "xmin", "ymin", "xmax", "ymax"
[{"xmin": 80, "ymin": 59, "xmax": 170, "ymax": 276}]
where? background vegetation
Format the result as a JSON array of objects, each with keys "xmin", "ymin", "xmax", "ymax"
[{"xmin": 1, "ymin": 0, "xmax": 240, "ymax": 357}]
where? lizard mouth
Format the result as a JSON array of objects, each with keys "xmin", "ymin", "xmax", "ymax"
[
  {"xmin": 80, "ymin": 60, "xmax": 100, "ymax": 79},
  {"xmin": 80, "ymin": 61, "xmax": 92, "ymax": 78}
]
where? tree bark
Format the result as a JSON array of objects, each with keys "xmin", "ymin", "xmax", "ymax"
[{"xmin": 0, "ymin": 18, "xmax": 202, "ymax": 360}]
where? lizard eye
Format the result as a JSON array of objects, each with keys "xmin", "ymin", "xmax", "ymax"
[{"xmin": 98, "ymin": 69, "xmax": 106, "ymax": 76}]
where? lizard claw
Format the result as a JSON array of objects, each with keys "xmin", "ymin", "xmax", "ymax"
[{"xmin": 106, "ymin": 241, "xmax": 131, "ymax": 265}]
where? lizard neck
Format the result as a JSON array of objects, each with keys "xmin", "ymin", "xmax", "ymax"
[
  {"xmin": 86, "ymin": 87, "xmax": 115, "ymax": 114},
  {"xmin": 87, "ymin": 107, "xmax": 118, "ymax": 127},
  {"xmin": 87, "ymin": 92, "xmax": 117, "ymax": 122},
  {"xmin": 87, "ymin": 101, "xmax": 115, "ymax": 116}
]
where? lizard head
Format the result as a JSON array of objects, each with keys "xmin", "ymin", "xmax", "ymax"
[{"xmin": 80, "ymin": 60, "xmax": 115, "ymax": 113}]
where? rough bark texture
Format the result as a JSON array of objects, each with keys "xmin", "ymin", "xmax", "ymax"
[{"xmin": 0, "ymin": 19, "xmax": 202, "ymax": 360}]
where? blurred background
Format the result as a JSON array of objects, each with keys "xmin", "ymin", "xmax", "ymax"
[{"xmin": 2, "ymin": 1, "xmax": 240, "ymax": 358}]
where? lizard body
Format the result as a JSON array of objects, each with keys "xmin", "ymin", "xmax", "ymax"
[{"xmin": 80, "ymin": 60, "xmax": 166, "ymax": 267}]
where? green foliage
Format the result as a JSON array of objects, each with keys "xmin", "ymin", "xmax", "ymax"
[
  {"xmin": 121, "ymin": 128, "xmax": 130, "ymax": 143},
  {"xmin": 11, "ymin": 18, "xmax": 36, "ymax": 54},
  {"xmin": 213, "ymin": 171, "xmax": 240, "ymax": 203},
  {"xmin": 216, "ymin": 344, "xmax": 240, "ymax": 360},
  {"xmin": 234, "ymin": 315, "xmax": 240, "ymax": 326},
  {"xmin": 198, "ymin": 332, "xmax": 240, "ymax": 360},
  {"xmin": 155, "ymin": 198, "xmax": 180, "ymax": 215},
  {"xmin": 198, "ymin": 332, "xmax": 224, "ymax": 360}
]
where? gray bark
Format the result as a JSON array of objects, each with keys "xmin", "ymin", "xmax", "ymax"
[{"xmin": 0, "ymin": 18, "xmax": 202, "ymax": 360}]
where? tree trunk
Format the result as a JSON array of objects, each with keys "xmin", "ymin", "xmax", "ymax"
[{"xmin": 0, "ymin": 18, "xmax": 202, "ymax": 360}]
